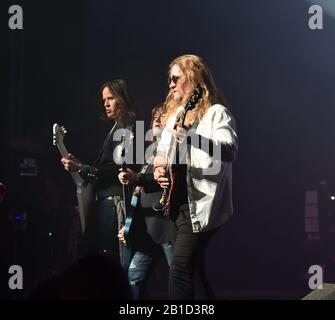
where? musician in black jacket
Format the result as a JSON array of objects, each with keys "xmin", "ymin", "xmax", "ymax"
[
  {"xmin": 118, "ymin": 104, "xmax": 174, "ymax": 299},
  {"xmin": 61, "ymin": 79, "xmax": 137, "ymax": 268}
]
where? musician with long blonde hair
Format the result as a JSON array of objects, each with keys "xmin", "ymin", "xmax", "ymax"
[{"xmin": 154, "ymin": 54, "xmax": 238, "ymax": 299}]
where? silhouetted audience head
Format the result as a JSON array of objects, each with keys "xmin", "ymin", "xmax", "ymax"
[{"xmin": 31, "ymin": 254, "xmax": 132, "ymax": 300}]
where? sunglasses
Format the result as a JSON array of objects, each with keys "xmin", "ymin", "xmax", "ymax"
[{"xmin": 168, "ymin": 75, "xmax": 180, "ymax": 84}]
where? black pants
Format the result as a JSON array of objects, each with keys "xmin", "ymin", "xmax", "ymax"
[
  {"xmin": 98, "ymin": 197, "xmax": 120, "ymax": 261},
  {"xmin": 169, "ymin": 206, "xmax": 219, "ymax": 300},
  {"xmin": 80, "ymin": 195, "xmax": 131, "ymax": 270}
]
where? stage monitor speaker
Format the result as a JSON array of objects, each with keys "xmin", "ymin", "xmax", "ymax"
[{"xmin": 302, "ymin": 283, "xmax": 335, "ymax": 300}]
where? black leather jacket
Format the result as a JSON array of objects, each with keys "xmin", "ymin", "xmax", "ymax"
[{"xmin": 79, "ymin": 119, "xmax": 139, "ymax": 199}]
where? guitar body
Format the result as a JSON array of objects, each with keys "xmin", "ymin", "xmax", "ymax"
[
  {"xmin": 123, "ymin": 192, "xmax": 140, "ymax": 243},
  {"xmin": 53, "ymin": 123, "xmax": 96, "ymax": 234},
  {"xmin": 76, "ymin": 180, "xmax": 96, "ymax": 235}
]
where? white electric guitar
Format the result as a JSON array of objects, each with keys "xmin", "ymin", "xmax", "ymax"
[{"xmin": 53, "ymin": 123, "xmax": 95, "ymax": 234}]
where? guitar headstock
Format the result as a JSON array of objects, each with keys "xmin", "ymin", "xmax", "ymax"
[
  {"xmin": 176, "ymin": 85, "xmax": 203, "ymax": 128},
  {"xmin": 185, "ymin": 84, "xmax": 203, "ymax": 113},
  {"xmin": 52, "ymin": 123, "xmax": 67, "ymax": 146}
]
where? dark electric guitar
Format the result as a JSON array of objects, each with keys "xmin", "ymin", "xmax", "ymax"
[
  {"xmin": 52, "ymin": 123, "xmax": 95, "ymax": 234},
  {"xmin": 152, "ymin": 85, "xmax": 203, "ymax": 216}
]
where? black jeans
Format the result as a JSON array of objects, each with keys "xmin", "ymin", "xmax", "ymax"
[
  {"xmin": 169, "ymin": 206, "xmax": 218, "ymax": 300},
  {"xmin": 98, "ymin": 197, "xmax": 120, "ymax": 260},
  {"xmin": 98, "ymin": 196, "xmax": 132, "ymax": 270},
  {"xmin": 78, "ymin": 195, "xmax": 129, "ymax": 265}
]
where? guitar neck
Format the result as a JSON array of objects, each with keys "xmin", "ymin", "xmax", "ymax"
[
  {"xmin": 56, "ymin": 141, "xmax": 83, "ymax": 187},
  {"xmin": 121, "ymin": 162, "xmax": 128, "ymax": 172},
  {"xmin": 56, "ymin": 141, "xmax": 69, "ymax": 158},
  {"xmin": 166, "ymin": 109, "xmax": 188, "ymax": 169}
]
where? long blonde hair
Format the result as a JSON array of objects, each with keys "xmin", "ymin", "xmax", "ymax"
[{"xmin": 164, "ymin": 54, "xmax": 221, "ymax": 122}]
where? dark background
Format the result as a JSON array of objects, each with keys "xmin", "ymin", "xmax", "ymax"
[{"xmin": 1, "ymin": 0, "xmax": 335, "ymax": 299}]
